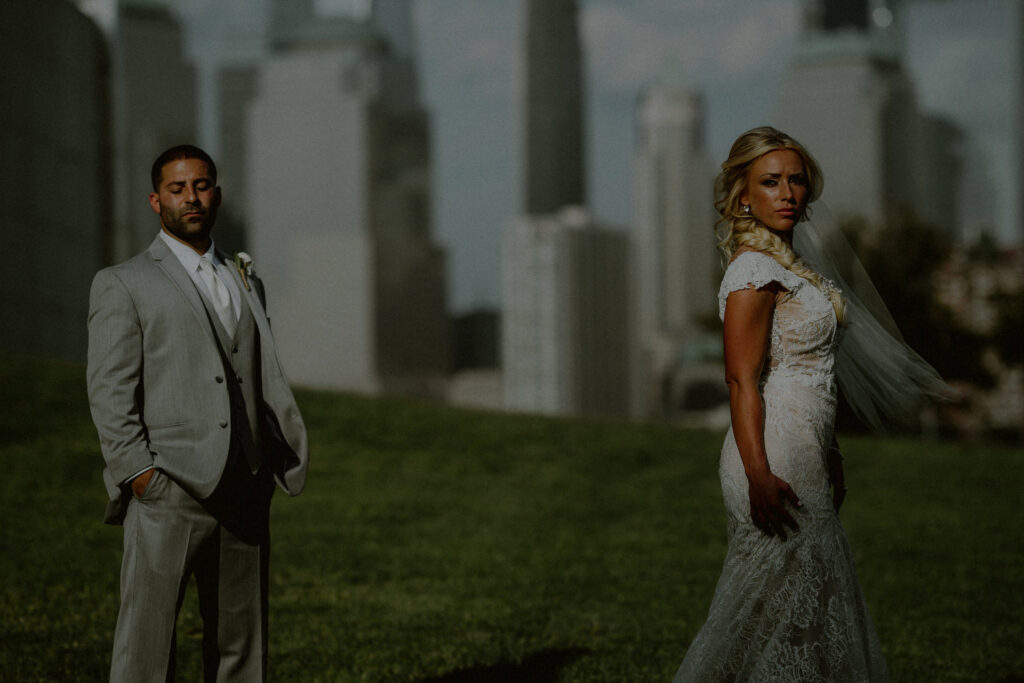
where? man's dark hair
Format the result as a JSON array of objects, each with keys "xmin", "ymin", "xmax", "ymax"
[{"xmin": 151, "ymin": 144, "xmax": 218, "ymax": 190}]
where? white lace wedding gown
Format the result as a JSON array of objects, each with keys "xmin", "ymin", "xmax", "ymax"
[{"xmin": 673, "ymin": 252, "xmax": 889, "ymax": 682}]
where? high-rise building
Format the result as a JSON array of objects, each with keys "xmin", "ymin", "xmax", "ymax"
[
  {"xmin": 204, "ymin": 0, "xmax": 424, "ymax": 251},
  {"xmin": 521, "ymin": 0, "xmax": 585, "ymax": 215},
  {"xmin": 212, "ymin": 61, "xmax": 260, "ymax": 253},
  {"xmin": 913, "ymin": 113, "xmax": 965, "ymax": 238},
  {"xmin": 503, "ymin": 210, "xmax": 630, "ymax": 416},
  {"xmin": 371, "ymin": 0, "xmax": 416, "ymax": 60},
  {"xmin": 371, "ymin": 0, "xmax": 421, "ymax": 112},
  {"xmin": 246, "ymin": 9, "xmax": 448, "ymax": 395},
  {"xmin": 632, "ymin": 80, "xmax": 717, "ymax": 418},
  {"xmin": 1016, "ymin": 0, "xmax": 1024, "ymax": 244},
  {"xmin": 0, "ymin": 0, "xmax": 111, "ymax": 359},
  {"xmin": 76, "ymin": 0, "xmax": 197, "ymax": 262},
  {"xmin": 182, "ymin": 0, "xmax": 317, "ymax": 254},
  {"xmin": 776, "ymin": 0, "xmax": 921, "ymax": 230},
  {"xmin": 267, "ymin": 0, "xmax": 316, "ymax": 47},
  {"xmin": 502, "ymin": 0, "xmax": 630, "ymax": 417}
]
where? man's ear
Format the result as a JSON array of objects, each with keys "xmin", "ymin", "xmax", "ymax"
[
  {"xmin": 213, "ymin": 186, "xmax": 222, "ymax": 208},
  {"xmin": 148, "ymin": 192, "xmax": 161, "ymax": 216}
]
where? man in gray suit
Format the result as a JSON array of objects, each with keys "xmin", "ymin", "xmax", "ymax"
[{"xmin": 87, "ymin": 145, "xmax": 309, "ymax": 681}]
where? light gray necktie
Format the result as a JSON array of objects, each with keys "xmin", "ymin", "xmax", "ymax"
[{"xmin": 199, "ymin": 255, "xmax": 237, "ymax": 338}]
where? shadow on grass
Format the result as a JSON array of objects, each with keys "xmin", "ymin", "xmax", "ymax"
[{"xmin": 417, "ymin": 647, "xmax": 590, "ymax": 683}]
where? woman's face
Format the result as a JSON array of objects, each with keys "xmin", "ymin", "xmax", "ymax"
[{"xmin": 740, "ymin": 149, "xmax": 809, "ymax": 233}]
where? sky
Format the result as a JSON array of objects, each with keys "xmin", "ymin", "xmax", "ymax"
[{"xmin": 178, "ymin": 0, "xmax": 1019, "ymax": 313}]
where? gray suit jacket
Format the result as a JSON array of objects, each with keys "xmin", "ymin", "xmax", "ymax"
[{"xmin": 87, "ymin": 236, "xmax": 308, "ymax": 522}]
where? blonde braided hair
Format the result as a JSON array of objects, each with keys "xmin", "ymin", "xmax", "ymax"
[{"xmin": 715, "ymin": 126, "xmax": 846, "ymax": 324}]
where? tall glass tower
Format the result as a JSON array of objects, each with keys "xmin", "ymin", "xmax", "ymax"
[{"xmin": 521, "ymin": 0, "xmax": 585, "ymax": 215}]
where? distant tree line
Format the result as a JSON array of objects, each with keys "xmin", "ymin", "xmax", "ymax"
[{"xmin": 836, "ymin": 212, "xmax": 1023, "ymax": 436}]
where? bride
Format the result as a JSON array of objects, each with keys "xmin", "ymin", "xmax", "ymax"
[{"xmin": 673, "ymin": 127, "xmax": 948, "ymax": 682}]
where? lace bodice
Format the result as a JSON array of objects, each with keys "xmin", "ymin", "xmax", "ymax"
[{"xmin": 719, "ymin": 251, "xmax": 840, "ymax": 395}]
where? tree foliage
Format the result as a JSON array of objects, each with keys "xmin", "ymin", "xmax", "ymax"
[{"xmin": 843, "ymin": 212, "xmax": 994, "ymax": 388}]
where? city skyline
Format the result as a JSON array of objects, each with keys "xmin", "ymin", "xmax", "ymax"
[{"xmin": 177, "ymin": 0, "xmax": 1019, "ymax": 312}]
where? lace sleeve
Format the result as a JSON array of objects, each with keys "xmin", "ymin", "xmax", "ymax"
[{"xmin": 717, "ymin": 251, "xmax": 803, "ymax": 319}]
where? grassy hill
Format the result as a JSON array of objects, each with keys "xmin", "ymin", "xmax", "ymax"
[{"xmin": 1, "ymin": 351, "xmax": 1021, "ymax": 681}]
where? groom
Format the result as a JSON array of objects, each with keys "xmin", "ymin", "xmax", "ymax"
[{"xmin": 87, "ymin": 145, "xmax": 308, "ymax": 681}]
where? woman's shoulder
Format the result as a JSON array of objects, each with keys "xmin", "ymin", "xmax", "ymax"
[
  {"xmin": 718, "ymin": 250, "xmax": 803, "ymax": 318},
  {"xmin": 728, "ymin": 246, "xmax": 763, "ymax": 263},
  {"xmin": 723, "ymin": 249, "xmax": 791, "ymax": 282}
]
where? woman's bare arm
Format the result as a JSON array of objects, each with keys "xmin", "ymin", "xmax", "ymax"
[{"xmin": 723, "ymin": 285, "xmax": 802, "ymax": 539}]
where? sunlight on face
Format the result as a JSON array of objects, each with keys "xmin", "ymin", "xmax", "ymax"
[
  {"xmin": 148, "ymin": 158, "xmax": 221, "ymax": 250},
  {"xmin": 740, "ymin": 149, "xmax": 809, "ymax": 234}
]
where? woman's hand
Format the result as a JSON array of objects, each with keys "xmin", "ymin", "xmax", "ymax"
[
  {"xmin": 747, "ymin": 467, "xmax": 802, "ymax": 540},
  {"xmin": 723, "ymin": 282, "xmax": 801, "ymax": 539},
  {"xmin": 827, "ymin": 446, "xmax": 846, "ymax": 512}
]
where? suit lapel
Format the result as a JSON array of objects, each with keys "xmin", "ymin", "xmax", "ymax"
[{"xmin": 148, "ymin": 236, "xmax": 226, "ymax": 350}]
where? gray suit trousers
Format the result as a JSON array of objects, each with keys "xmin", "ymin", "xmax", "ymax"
[{"xmin": 110, "ymin": 464, "xmax": 272, "ymax": 683}]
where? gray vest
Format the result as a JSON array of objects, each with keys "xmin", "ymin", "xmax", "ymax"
[{"xmin": 199, "ymin": 285, "xmax": 263, "ymax": 473}]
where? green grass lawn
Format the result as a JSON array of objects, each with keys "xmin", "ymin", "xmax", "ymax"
[{"xmin": 1, "ymin": 351, "xmax": 1021, "ymax": 682}]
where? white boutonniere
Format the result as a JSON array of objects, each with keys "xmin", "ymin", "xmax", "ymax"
[{"xmin": 234, "ymin": 251, "xmax": 254, "ymax": 291}]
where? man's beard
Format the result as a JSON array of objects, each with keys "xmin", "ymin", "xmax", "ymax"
[{"xmin": 161, "ymin": 204, "xmax": 216, "ymax": 244}]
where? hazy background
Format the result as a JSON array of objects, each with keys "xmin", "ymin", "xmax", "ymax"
[{"xmin": 177, "ymin": 0, "xmax": 1018, "ymax": 312}]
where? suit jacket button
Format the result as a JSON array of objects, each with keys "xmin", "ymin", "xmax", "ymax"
[
  {"xmin": 219, "ymin": 420, "xmax": 228, "ymax": 428},
  {"xmin": 237, "ymin": 376, "xmax": 243, "ymax": 384},
  {"xmin": 232, "ymin": 346, "xmax": 239, "ymax": 354},
  {"xmin": 215, "ymin": 376, "xmax": 224, "ymax": 383}
]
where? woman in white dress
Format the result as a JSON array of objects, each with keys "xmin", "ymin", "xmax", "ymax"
[{"xmin": 673, "ymin": 127, "xmax": 946, "ymax": 682}]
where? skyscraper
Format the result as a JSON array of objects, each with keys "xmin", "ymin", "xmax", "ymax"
[
  {"xmin": 502, "ymin": 209, "xmax": 630, "ymax": 416},
  {"xmin": 521, "ymin": 0, "xmax": 585, "ymax": 215},
  {"xmin": 632, "ymin": 79, "xmax": 717, "ymax": 418},
  {"xmin": 502, "ymin": 0, "xmax": 631, "ymax": 417},
  {"xmin": 371, "ymin": 0, "xmax": 416, "ymax": 61},
  {"xmin": 76, "ymin": 0, "xmax": 197, "ymax": 262},
  {"xmin": 776, "ymin": 0, "xmax": 920, "ymax": 229},
  {"xmin": 207, "ymin": 0, "xmax": 317, "ymax": 252},
  {"xmin": 371, "ymin": 0, "xmax": 421, "ymax": 111},
  {"xmin": 1, "ymin": 0, "xmax": 110, "ymax": 359},
  {"xmin": 246, "ymin": 6, "xmax": 448, "ymax": 395},
  {"xmin": 267, "ymin": 0, "xmax": 316, "ymax": 47},
  {"xmin": 1016, "ymin": 0, "xmax": 1024, "ymax": 244}
]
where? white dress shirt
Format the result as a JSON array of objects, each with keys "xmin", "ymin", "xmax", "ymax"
[{"xmin": 158, "ymin": 230, "xmax": 241, "ymax": 321}]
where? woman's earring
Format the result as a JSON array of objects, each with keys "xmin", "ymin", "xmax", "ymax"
[{"xmin": 742, "ymin": 204, "xmax": 750, "ymax": 214}]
